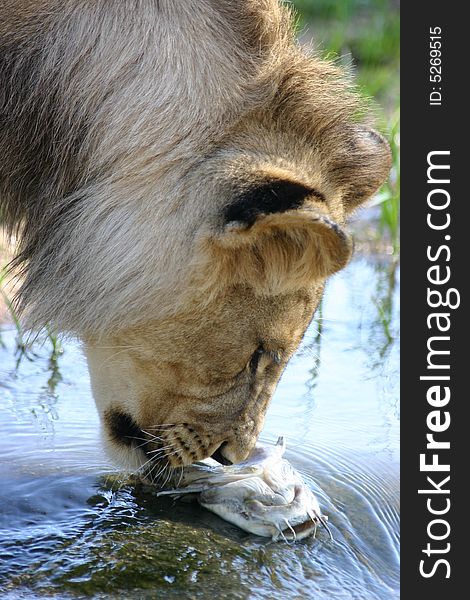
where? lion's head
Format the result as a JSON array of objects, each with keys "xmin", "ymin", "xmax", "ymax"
[
  {"xmin": 0, "ymin": 0, "xmax": 391, "ymax": 475},
  {"xmin": 85, "ymin": 121, "xmax": 390, "ymax": 473}
]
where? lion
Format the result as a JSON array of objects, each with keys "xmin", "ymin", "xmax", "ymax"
[{"xmin": 0, "ymin": 0, "xmax": 391, "ymax": 475}]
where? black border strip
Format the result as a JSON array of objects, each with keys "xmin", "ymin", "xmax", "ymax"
[{"xmin": 401, "ymin": 2, "xmax": 464, "ymax": 596}]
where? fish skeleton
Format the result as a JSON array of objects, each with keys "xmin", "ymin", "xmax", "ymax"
[{"xmin": 157, "ymin": 437, "xmax": 331, "ymax": 541}]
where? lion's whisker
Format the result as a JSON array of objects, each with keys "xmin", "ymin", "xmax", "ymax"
[
  {"xmin": 147, "ymin": 445, "xmax": 173, "ymax": 455},
  {"xmin": 140, "ymin": 429, "xmax": 167, "ymax": 442}
]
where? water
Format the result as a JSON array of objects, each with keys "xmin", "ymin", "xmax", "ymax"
[{"xmin": 0, "ymin": 255, "xmax": 399, "ymax": 599}]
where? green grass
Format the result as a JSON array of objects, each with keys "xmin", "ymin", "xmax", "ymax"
[
  {"xmin": 375, "ymin": 113, "xmax": 400, "ymax": 253},
  {"xmin": 291, "ymin": 0, "xmax": 399, "ymax": 85}
]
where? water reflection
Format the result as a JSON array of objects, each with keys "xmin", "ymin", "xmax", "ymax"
[
  {"xmin": 303, "ymin": 298, "xmax": 323, "ymax": 394},
  {"xmin": 367, "ymin": 257, "xmax": 400, "ymax": 371}
]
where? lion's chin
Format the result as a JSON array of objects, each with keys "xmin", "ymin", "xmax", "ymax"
[
  {"xmin": 103, "ymin": 439, "xmax": 175, "ymax": 484},
  {"xmin": 102, "ymin": 439, "xmax": 147, "ymax": 472}
]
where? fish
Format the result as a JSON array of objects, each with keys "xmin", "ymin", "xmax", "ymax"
[{"xmin": 156, "ymin": 436, "xmax": 331, "ymax": 542}]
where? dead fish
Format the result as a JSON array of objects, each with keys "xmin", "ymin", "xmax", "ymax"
[{"xmin": 157, "ymin": 436, "xmax": 331, "ymax": 542}]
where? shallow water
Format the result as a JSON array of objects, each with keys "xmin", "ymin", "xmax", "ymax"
[{"xmin": 0, "ymin": 255, "xmax": 399, "ymax": 599}]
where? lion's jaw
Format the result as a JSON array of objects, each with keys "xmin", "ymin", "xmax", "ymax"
[{"xmin": 85, "ymin": 285, "xmax": 323, "ymax": 473}]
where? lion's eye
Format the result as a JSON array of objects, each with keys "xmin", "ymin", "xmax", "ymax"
[{"xmin": 249, "ymin": 345, "xmax": 264, "ymax": 374}]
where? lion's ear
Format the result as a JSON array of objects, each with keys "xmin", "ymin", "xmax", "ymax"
[
  {"xmin": 223, "ymin": 179, "xmax": 323, "ymax": 228},
  {"xmin": 195, "ymin": 179, "xmax": 352, "ymax": 297},
  {"xmin": 339, "ymin": 127, "xmax": 392, "ymax": 212}
]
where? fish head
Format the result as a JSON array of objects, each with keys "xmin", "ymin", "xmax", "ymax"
[{"xmin": 199, "ymin": 477, "xmax": 323, "ymax": 541}]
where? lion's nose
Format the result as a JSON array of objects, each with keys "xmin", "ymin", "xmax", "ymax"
[
  {"xmin": 210, "ymin": 442, "xmax": 232, "ymax": 465},
  {"xmin": 217, "ymin": 438, "xmax": 255, "ymax": 465}
]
